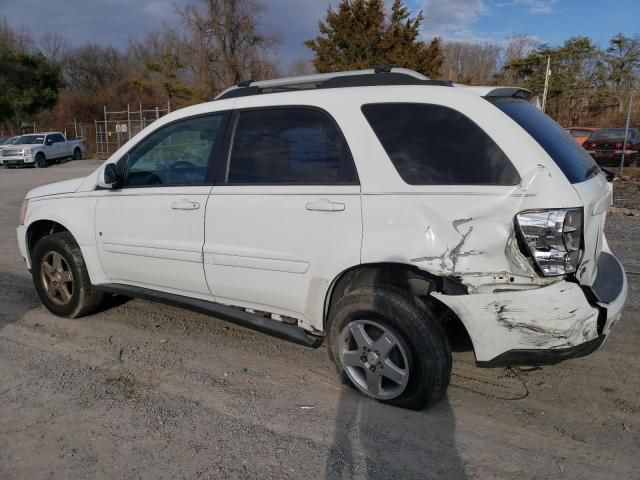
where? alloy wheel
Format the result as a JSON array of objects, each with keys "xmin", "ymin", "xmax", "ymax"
[
  {"xmin": 40, "ymin": 251, "xmax": 74, "ymax": 305},
  {"xmin": 338, "ymin": 319, "xmax": 410, "ymax": 400}
]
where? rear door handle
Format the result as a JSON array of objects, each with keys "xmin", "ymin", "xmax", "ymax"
[
  {"xmin": 171, "ymin": 199, "xmax": 200, "ymax": 210},
  {"xmin": 305, "ymin": 199, "xmax": 345, "ymax": 212}
]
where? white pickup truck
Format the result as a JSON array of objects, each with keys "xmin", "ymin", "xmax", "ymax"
[{"xmin": 1, "ymin": 132, "xmax": 86, "ymax": 168}]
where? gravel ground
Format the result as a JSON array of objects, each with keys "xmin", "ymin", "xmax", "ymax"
[
  {"xmin": 613, "ymin": 166, "xmax": 640, "ymax": 210},
  {"xmin": 0, "ymin": 161, "xmax": 639, "ymax": 479}
]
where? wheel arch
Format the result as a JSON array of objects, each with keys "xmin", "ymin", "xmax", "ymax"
[
  {"xmin": 26, "ymin": 219, "xmax": 73, "ymax": 261},
  {"xmin": 323, "ymin": 262, "xmax": 476, "ymax": 357}
]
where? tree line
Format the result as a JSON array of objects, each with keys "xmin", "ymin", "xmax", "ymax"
[{"xmin": 1, "ymin": 0, "xmax": 638, "ymax": 135}]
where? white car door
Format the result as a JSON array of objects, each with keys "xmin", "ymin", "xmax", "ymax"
[
  {"xmin": 56, "ymin": 134, "xmax": 71, "ymax": 157},
  {"xmin": 96, "ymin": 112, "xmax": 229, "ymax": 297},
  {"xmin": 44, "ymin": 135, "xmax": 59, "ymax": 159},
  {"xmin": 204, "ymin": 106, "xmax": 362, "ymax": 330}
]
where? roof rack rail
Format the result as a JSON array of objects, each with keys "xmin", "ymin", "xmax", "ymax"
[{"xmin": 215, "ymin": 67, "xmax": 451, "ymax": 100}]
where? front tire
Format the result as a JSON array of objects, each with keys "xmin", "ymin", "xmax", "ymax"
[
  {"xmin": 327, "ymin": 287, "xmax": 452, "ymax": 410},
  {"xmin": 31, "ymin": 232, "xmax": 105, "ymax": 318},
  {"xmin": 35, "ymin": 153, "xmax": 47, "ymax": 168},
  {"xmin": 73, "ymin": 148, "xmax": 82, "ymax": 160}
]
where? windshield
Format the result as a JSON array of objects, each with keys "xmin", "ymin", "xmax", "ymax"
[
  {"xmin": 16, "ymin": 135, "xmax": 45, "ymax": 145},
  {"xmin": 489, "ymin": 98, "xmax": 598, "ymax": 184},
  {"xmin": 589, "ymin": 128, "xmax": 634, "ymax": 140}
]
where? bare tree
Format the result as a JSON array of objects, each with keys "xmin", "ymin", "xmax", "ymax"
[
  {"xmin": 287, "ymin": 58, "xmax": 315, "ymax": 77},
  {"xmin": 176, "ymin": 0, "xmax": 280, "ymax": 99},
  {"xmin": 603, "ymin": 34, "xmax": 640, "ymax": 114},
  {"xmin": 0, "ymin": 17, "xmax": 34, "ymax": 52},
  {"xmin": 441, "ymin": 41, "xmax": 501, "ymax": 84},
  {"xmin": 39, "ymin": 31, "xmax": 70, "ymax": 64},
  {"xmin": 498, "ymin": 33, "xmax": 539, "ymax": 83},
  {"xmin": 63, "ymin": 44, "xmax": 125, "ymax": 92}
]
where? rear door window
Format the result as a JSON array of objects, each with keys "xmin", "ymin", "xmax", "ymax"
[
  {"xmin": 361, "ymin": 103, "xmax": 520, "ymax": 185},
  {"xmin": 226, "ymin": 108, "xmax": 357, "ymax": 184},
  {"xmin": 489, "ymin": 98, "xmax": 598, "ymax": 183}
]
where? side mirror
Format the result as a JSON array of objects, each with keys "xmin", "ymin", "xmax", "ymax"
[
  {"xmin": 98, "ymin": 163, "xmax": 121, "ymax": 189},
  {"xmin": 45, "ymin": 138, "xmax": 53, "ymax": 145}
]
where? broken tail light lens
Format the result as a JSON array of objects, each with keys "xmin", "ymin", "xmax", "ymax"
[{"xmin": 515, "ymin": 208, "xmax": 583, "ymax": 276}]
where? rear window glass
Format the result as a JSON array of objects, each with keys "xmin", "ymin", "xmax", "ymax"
[
  {"xmin": 361, "ymin": 103, "xmax": 519, "ymax": 185},
  {"xmin": 489, "ymin": 98, "xmax": 598, "ymax": 184},
  {"xmin": 568, "ymin": 129, "xmax": 592, "ymax": 138},
  {"xmin": 590, "ymin": 128, "xmax": 636, "ymax": 140}
]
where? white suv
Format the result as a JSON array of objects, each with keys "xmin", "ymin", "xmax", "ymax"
[{"xmin": 17, "ymin": 68, "xmax": 628, "ymax": 410}]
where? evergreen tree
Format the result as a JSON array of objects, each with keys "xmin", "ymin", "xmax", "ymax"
[
  {"xmin": 305, "ymin": 0, "xmax": 443, "ymax": 77},
  {"xmin": 0, "ymin": 46, "xmax": 60, "ymax": 126}
]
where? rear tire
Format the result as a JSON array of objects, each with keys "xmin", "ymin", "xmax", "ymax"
[
  {"xmin": 327, "ymin": 287, "xmax": 452, "ymax": 410},
  {"xmin": 73, "ymin": 148, "xmax": 82, "ymax": 160},
  {"xmin": 31, "ymin": 232, "xmax": 105, "ymax": 318}
]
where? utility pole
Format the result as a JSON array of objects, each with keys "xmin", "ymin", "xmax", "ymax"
[
  {"xmin": 619, "ymin": 94, "xmax": 633, "ymax": 177},
  {"xmin": 541, "ymin": 55, "xmax": 551, "ymax": 113}
]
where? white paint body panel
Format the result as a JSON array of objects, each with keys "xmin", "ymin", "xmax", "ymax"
[
  {"xmin": 95, "ymin": 187, "xmax": 212, "ymax": 295},
  {"xmin": 16, "ymin": 82, "xmax": 628, "ymax": 364},
  {"xmin": 204, "ymin": 185, "xmax": 362, "ymax": 331},
  {"xmin": 433, "ymin": 281, "xmax": 599, "ymax": 362}
]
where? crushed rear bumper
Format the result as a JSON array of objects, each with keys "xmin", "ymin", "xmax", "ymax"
[{"xmin": 433, "ymin": 250, "xmax": 627, "ymax": 366}]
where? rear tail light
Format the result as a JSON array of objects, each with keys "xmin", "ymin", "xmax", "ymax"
[
  {"xmin": 615, "ymin": 142, "xmax": 623, "ymax": 149},
  {"xmin": 515, "ymin": 208, "xmax": 583, "ymax": 276}
]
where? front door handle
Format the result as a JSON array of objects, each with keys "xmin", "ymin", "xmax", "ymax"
[
  {"xmin": 171, "ymin": 199, "xmax": 200, "ymax": 210},
  {"xmin": 305, "ymin": 199, "xmax": 345, "ymax": 212}
]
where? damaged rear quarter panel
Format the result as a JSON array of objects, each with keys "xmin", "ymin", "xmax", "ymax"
[{"xmin": 359, "ymin": 180, "xmax": 594, "ymax": 362}]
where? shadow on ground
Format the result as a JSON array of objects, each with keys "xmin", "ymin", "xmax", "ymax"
[{"xmin": 327, "ymin": 389, "xmax": 465, "ymax": 479}]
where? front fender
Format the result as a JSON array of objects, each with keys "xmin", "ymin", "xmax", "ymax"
[{"xmin": 23, "ymin": 195, "xmax": 108, "ymax": 284}]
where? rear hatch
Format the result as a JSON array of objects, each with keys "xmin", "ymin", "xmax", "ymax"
[{"xmin": 487, "ymin": 96, "xmax": 609, "ymax": 287}]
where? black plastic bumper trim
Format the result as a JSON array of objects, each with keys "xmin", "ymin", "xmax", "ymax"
[
  {"xmin": 95, "ymin": 283, "xmax": 323, "ymax": 348},
  {"xmin": 476, "ymin": 335, "xmax": 605, "ymax": 368}
]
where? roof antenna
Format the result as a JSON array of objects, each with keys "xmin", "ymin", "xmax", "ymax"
[{"xmin": 374, "ymin": 64, "xmax": 394, "ymax": 74}]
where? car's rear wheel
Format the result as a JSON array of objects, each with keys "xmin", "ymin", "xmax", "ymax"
[
  {"xmin": 35, "ymin": 153, "xmax": 47, "ymax": 168},
  {"xmin": 327, "ymin": 287, "xmax": 452, "ymax": 410},
  {"xmin": 73, "ymin": 148, "xmax": 82, "ymax": 160},
  {"xmin": 31, "ymin": 232, "xmax": 105, "ymax": 318}
]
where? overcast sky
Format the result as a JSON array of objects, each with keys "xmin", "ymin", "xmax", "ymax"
[{"xmin": 1, "ymin": 0, "xmax": 638, "ymax": 66}]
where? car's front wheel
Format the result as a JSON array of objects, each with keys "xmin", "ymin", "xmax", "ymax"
[
  {"xmin": 31, "ymin": 232, "xmax": 105, "ymax": 318},
  {"xmin": 35, "ymin": 153, "xmax": 47, "ymax": 168},
  {"xmin": 73, "ymin": 148, "xmax": 82, "ymax": 160},
  {"xmin": 327, "ymin": 287, "xmax": 452, "ymax": 410}
]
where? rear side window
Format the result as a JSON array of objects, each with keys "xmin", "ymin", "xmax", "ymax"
[
  {"xmin": 489, "ymin": 98, "xmax": 598, "ymax": 183},
  {"xmin": 361, "ymin": 103, "xmax": 519, "ymax": 185},
  {"xmin": 226, "ymin": 108, "xmax": 357, "ymax": 184}
]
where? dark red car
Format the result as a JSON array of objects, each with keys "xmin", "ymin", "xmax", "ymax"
[{"xmin": 583, "ymin": 128, "xmax": 640, "ymax": 166}]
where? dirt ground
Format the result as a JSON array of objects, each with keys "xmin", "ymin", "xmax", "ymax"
[{"xmin": 1, "ymin": 161, "xmax": 639, "ymax": 480}]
